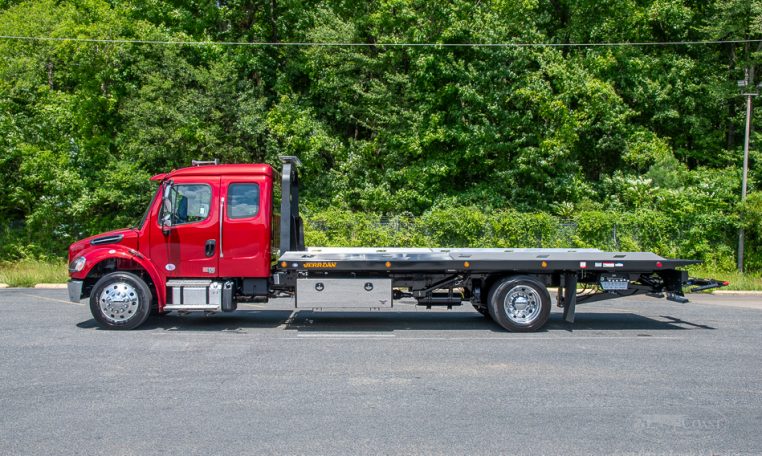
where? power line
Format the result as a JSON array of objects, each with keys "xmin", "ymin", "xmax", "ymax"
[{"xmin": 0, "ymin": 35, "xmax": 761, "ymax": 48}]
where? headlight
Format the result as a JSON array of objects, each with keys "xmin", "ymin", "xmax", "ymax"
[{"xmin": 69, "ymin": 257, "xmax": 86, "ymax": 273}]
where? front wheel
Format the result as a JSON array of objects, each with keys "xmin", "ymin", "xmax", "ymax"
[
  {"xmin": 487, "ymin": 276, "xmax": 551, "ymax": 332},
  {"xmin": 89, "ymin": 272, "xmax": 152, "ymax": 330}
]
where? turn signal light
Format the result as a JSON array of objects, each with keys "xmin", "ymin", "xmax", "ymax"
[
  {"xmin": 464, "ymin": 261, "xmax": 470, "ymax": 268},
  {"xmin": 385, "ymin": 261, "xmax": 391, "ymax": 268},
  {"xmin": 541, "ymin": 261, "xmax": 548, "ymax": 268},
  {"xmin": 280, "ymin": 261, "xmax": 287, "ymax": 268}
]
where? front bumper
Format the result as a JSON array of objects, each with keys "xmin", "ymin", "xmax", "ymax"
[{"xmin": 67, "ymin": 280, "xmax": 83, "ymax": 302}]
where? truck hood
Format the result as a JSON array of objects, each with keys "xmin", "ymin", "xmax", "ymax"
[{"xmin": 68, "ymin": 228, "xmax": 139, "ymax": 262}]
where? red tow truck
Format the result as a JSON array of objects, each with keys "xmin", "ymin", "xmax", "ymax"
[{"xmin": 67, "ymin": 157, "xmax": 724, "ymax": 331}]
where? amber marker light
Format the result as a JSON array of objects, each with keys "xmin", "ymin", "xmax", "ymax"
[
  {"xmin": 385, "ymin": 261, "xmax": 392, "ymax": 268},
  {"xmin": 541, "ymin": 261, "xmax": 548, "ymax": 268},
  {"xmin": 464, "ymin": 261, "xmax": 470, "ymax": 268},
  {"xmin": 280, "ymin": 261, "xmax": 287, "ymax": 268}
]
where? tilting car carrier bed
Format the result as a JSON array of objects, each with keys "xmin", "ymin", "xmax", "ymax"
[{"xmin": 67, "ymin": 157, "xmax": 725, "ymax": 331}]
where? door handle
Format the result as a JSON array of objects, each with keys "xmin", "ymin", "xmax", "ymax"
[{"xmin": 205, "ymin": 239, "xmax": 216, "ymax": 257}]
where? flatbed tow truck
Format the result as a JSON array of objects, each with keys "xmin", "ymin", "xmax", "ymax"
[{"xmin": 67, "ymin": 157, "xmax": 725, "ymax": 331}]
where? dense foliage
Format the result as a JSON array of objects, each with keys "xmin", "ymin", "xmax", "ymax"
[{"xmin": 0, "ymin": 0, "xmax": 761, "ymax": 270}]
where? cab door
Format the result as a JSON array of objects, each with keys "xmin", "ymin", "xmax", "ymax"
[
  {"xmin": 149, "ymin": 177, "xmax": 220, "ymax": 278},
  {"xmin": 218, "ymin": 175, "xmax": 272, "ymax": 278}
]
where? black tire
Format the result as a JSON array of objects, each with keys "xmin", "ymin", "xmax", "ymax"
[
  {"xmin": 89, "ymin": 272, "xmax": 152, "ymax": 330},
  {"xmin": 472, "ymin": 303, "xmax": 492, "ymax": 319},
  {"xmin": 487, "ymin": 276, "xmax": 551, "ymax": 332}
]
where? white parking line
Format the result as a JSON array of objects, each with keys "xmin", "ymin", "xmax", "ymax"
[
  {"xmin": 296, "ymin": 333, "xmax": 396, "ymax": 338},
  {"xmin": 276, "ymin": 311, "xmax": 297, "ymax": 329},
  {"xmin": 287, "ymin": 334, "xmax": 681, "ymax": 340},
  {"xmin": 21, "ymin": 292, "xmax": 85, "ymax": 306}
]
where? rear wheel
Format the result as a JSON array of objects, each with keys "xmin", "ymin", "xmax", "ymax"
[
  {"xmin": 89, "ymin": 272, "xmax": 152, "ymax": 330},
  {"xmin": 487, "ymin": 276, "xmax": 551, "ymax": 332}
]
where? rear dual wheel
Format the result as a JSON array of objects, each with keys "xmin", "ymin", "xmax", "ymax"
[{"xmin": 487, "ymin": 276, "xmax": 551, "ymax": 332}]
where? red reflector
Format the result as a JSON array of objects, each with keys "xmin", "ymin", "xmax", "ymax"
[
  {"xmin": 722, "ymin": 281, "xmax": 730, "ymax": 286},
  {"xmin": 656, "ymin": 261, "xmax": 663, "ymax": 268}
]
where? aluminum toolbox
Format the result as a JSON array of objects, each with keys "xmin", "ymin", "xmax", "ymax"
[
  {"xmin": 168, "ymin": 279, "xmax": 222, "ymax": 306},
  {"xmin": 296, "ymin": 278, "xmax": 392, "ymax": 308}
]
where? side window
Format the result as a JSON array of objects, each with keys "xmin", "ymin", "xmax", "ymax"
[
  {"xmin": 228, "ymin": 183, "xmax": 260, "ymax": 219},
  {"xmin": 163, "ymin": 184, "xmax": 212, "ymax": 225}
]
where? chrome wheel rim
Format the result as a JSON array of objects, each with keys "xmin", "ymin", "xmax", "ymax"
[
  {"xmin": 99, "ymin": 282, "xmax": 139, "ymax": 324},
  {"xmin": 503, "ymin": 286, "xmax": 542, "ymax": 325}
]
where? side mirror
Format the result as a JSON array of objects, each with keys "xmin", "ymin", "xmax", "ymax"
[{"xmin": 161, "ymin": 181, "xmax": 173, "ymax": 235}]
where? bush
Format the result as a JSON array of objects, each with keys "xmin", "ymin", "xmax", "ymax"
[{"xmin": 303, "ymin": 206, "xmax": 759, "ymax": 272}]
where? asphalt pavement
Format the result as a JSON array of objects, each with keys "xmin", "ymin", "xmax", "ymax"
[{"xmin": 1, "ymin": 289, "xmax": 761, "ymax": 455}]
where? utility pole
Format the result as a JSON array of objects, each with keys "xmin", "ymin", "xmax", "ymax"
[{"xmin": 737, "ymin": 68, "xmax": 758, "ymax": 273}]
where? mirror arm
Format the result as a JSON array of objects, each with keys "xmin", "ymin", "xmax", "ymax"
[
  {"xmin": 161, "ymin": 180, "xmax": 174, "ymax": 236},
  {"xmin": 161, "ymin": 216, "xmax": 171, "ymax": 236}
]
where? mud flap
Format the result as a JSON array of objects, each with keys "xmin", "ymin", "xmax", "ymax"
[{"xmin": 560, "ymin": 272, "xmax": 578, "ymax": 324}]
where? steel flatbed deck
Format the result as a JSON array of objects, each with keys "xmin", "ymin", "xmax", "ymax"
[
  {"xmin": 274, "ymin": 247, "xmax": 706, "ymax": 329},
  {"xmin": 264, "ymin": 157, "xmax": 722, "ymax": 332},
  {"xmin": 278, "ymin": 247, "xmax": 699, "ymax": 273}
]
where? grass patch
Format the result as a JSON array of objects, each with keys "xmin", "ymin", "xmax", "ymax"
[
  {"xmin": 685, "ymin": 266, "xmax": 762, "ymax": 291},
  {"xmin": 0, "ymin": 260, "xmax": 69, "ymax": 288}
]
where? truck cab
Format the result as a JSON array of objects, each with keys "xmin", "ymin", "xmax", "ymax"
[{"xmin": 68, "ymin": 161, "xmax": 279, "ymax": 329}]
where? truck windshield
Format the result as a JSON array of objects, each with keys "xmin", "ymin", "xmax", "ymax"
[{"xmin": 133, "ymin": 187, "xmax": 160, "ymax": 230}]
